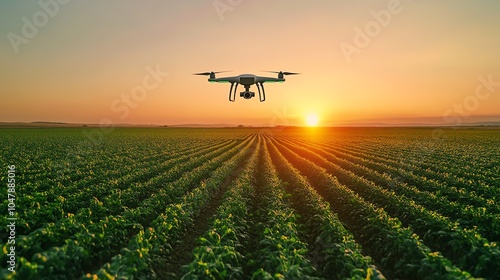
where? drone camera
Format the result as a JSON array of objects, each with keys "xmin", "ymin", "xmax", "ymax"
[{"xmin": 240, "ymin": 91, "xmax": 255, "ymax": 99}]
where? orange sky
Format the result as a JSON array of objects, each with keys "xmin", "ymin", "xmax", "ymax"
[{"xmin": 1, "ymin": 1, "xmax": 499, "ymax": 126}]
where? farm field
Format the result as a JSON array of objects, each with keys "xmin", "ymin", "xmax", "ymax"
[{"xmin": 1, "ymin": 127, "xmax": 499, "ymax": 279}]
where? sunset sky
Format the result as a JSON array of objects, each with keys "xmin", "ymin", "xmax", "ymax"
[{"xmin": 1, "ymin": 1, "xmax": 499, "ymax": 126}]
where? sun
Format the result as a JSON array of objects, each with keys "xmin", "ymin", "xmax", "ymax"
[{"xmin": 305, "ymin": 113, "xmax": 319, "ymax": 127}]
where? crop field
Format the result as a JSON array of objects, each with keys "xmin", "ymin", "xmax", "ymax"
[{"xmin": 1, "ymin": 127, "xmax": 499, "ymax": 279}]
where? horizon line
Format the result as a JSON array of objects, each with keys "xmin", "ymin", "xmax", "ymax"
[{"xmin": 1, "ymin": 120, "xmax": 500, "ymax": 129}]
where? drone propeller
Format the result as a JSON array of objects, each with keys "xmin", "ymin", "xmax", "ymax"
[
  {"xmin": 261, "ymin": 70, "xmax": 300, "ymax": 75},
  {"xmin": 193, "ymin": 71, "xmax": 232, "ymax": 76}
]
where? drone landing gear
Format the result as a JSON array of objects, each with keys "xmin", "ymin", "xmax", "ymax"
[
  {"xmin": 229, "ymin": 82, "xmax": 239, "ymax": 102},
  {"xmin": 256, "ymin": 82, "xmax": 266, "ymax": 102},
  {"xmin": 228, "ymin": 82, "xmax": 266, "ymax": 102}
]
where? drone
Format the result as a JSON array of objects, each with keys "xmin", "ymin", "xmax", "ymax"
[{"xmin": 194, "ymin": 71, "xmax": 299, "ymax": 102}]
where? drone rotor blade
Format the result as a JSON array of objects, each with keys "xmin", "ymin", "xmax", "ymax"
[
  {"xmin": 260, "ymin": 70, "xmax": 280, "ymax": 74},
  {"xmin": 193, "ymin": 70, "xmax": 232, "ymax": 76},
  {"xmin": 260, "ymin": 70, "xmax": 300, "ymax": 75}
]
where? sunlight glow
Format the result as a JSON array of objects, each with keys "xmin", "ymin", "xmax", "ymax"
[{"xmin": 306, "ymin": 113, "xmax": 319, "ymax": 127}]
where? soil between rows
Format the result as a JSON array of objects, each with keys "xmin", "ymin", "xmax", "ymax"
[{"xmin": 157, "ymin": 137, "xmax": 257, "ymax": 279}]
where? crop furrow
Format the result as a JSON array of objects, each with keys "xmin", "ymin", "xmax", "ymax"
[
  {"xmin": 273, "ymin": 137, "xmax": 500, "ymax": 278},
  {"xmin": 178, "ymin": 135, "xmax": 261, "ymax": 279},
  {"xmin": 279, "ymin": 137, "xmax": 500, "ymax": 241},
  {"xmin": 325, "ymin": 140, "xmax": 500, "ymax": 202},
  {"xmin": 264, "ymin": 136, "xmax": 384, "ymax": 280},
  {"xmin": 289, "ymin": 137, "xmax": 500, "ymax": 214},
  {"xmin": 293, "ymin": 136, "xmax": 499, "ymax": 202},
  {"xmin": 323, "ymin": 139, "xmax": 499, "ymax": 187},
  {"xmin": 2, "ymin": 135, "xmax": 255, "ymax": 275},
  {"xmin": 241, "ymin": 136, "xmax": 320, "ymax": 279},
  {"xmin": 266, "ymin": 135, "xmax": 472, "ymax": 279},
  {"xmin": 6, "ymin": 139, "xmax": 234, "ymax": 233},
  {"xmin": 82, "ymin": 135, "xmax": 258, "ymax": 279}
]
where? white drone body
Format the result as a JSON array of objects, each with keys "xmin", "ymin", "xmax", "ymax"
[{"xmin": 194, "ymin": 71, "xmax": 299, "ymax": 102}]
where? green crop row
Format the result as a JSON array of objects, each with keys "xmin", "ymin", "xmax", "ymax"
[
  {"xmin": 247, "ymin": 139, "xmax": 318, "ymax": 279},
  {"xmin": 264, "ymin": 138, "xmax": 385, "ymax": 280},
  {"xmin": 0, "ymin": 139, "xmax": 232, "ymax": 233},
  {"xmin": 0, "ymin": 136, "xmax": 255, "ymax": 279},
  {"xmin": 275, "ymin": 137, "xmax": 500, "ymax": 278},
  {"xmin": 1, "ymin": 128, "xmax": 498, "ymax": 279},
  {"xmin": 298, "ymin": 136, "xmax": 499, "ymax": 204},
  {"xmin": 327, "ymin": 140, "xmax": 500, "ymax": 210},
  {"xmin": 84, "ymin": 135, "xmax": 257, "ymax": 279},
  {"xmin": 180, "ymin": 136, "xmax": 261, "ymax": 279},
  {"xmin": 291, "ymin": 138, "xmax": 500, "ymax": 242},
  {"xmin": 329, "ymin": 137, "xmax": 499, "ymax": 189},
  {"xmin": 327, "ymin": 142, "xmax": 500, "ymax": 241},
  {"xmin": 268, "ymin": 136, "xmax": 472, "ymax": 280},
  {"xmin": 4, "ymin": 137, "xmax": 243, "ymax": 257}
]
